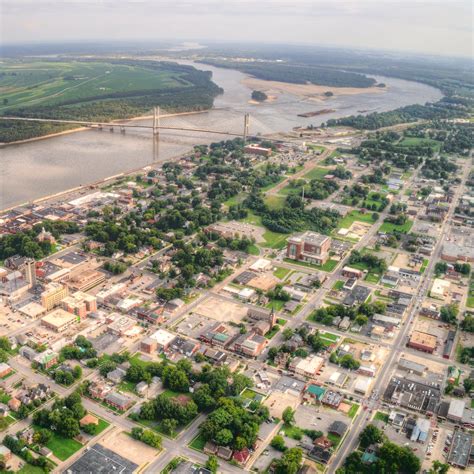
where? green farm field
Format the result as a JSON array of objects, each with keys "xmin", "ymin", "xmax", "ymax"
[{"xmin": 0, "ymin": 60, "xmax": 188, "ymax": 110}]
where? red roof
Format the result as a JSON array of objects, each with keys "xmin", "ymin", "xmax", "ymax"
[{"xmin": 233, "ymin": 447, "xmax": 250, "ymax": 464}]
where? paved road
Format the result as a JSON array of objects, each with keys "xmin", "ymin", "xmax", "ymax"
[{"xmin": 329, "ymin": 157, "xmax": 472, "ymax": 473}]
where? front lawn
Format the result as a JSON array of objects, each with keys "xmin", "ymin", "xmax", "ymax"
[
  {"xmin": 282, "ymin": 423, "xmax": 304, "ymax": 440},
  {"xmin": 189, "ymin": 433, "xmax": 207, "ymax": 451},
  {"xmin": 332, "ymin": 280, "xmax": 345, "ymax": 290},
  {"xmin": 46, "ymin": 433, "xmax": 83, "ymax": 461},
  {"xmin": 327, "ymin": 433, "xmax": 342, "ymax": 447},
  {"xmin": 284, "ymin": 258, "xmax": 338, "ymax": 272},
  {"xmin": 374, "ymin": 411, "xmax": 389, "ymax": 423},
  {"xmin": 364, "ymin": 272, "xmax": 381, "ymax": 284},
  {"xmin": 347, "ymin": 403, "xmax": 360, "ymax": 419},
  {"xmin": 266, "ymin": 299, "xmax": 286, "ymax": 311},
  {"xmin": 248, "ymin": 244, "xmax": 260, "ymax": 256},
  {"xmin": 273, "ymin": 266, "xmax": 291, "ymax": 280},
  {"xmin": 265, "ymin": 325, "xmax": 280, "ymax": 339}
]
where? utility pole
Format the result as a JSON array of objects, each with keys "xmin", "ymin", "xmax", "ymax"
[{"xmin": 243, "ymin": 113, "xmax": 250, "ymax": 142}]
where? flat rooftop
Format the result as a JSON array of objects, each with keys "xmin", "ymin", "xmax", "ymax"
[
  {"xmin": 66, "ymin": 443, "xmax": 138, "ymax": 474},
  {"xmin": 409, "ymin": 330, "xmax": 437, "ymax": 349}
]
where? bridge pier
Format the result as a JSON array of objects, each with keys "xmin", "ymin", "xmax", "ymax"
[
  {"xmin": 153, "ymin": 107, "xmax": 160, "ymax": 137},
  {"xmin": 243, "ymin": 113, "xmax": 250, "ymax": 142}
]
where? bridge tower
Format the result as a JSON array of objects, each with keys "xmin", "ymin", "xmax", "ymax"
[
  {"xmin": 243, "ymin": 113, "xmax": 250, "ymax": 142},
  {"xmin": 153, "ymin": 107, "xmax": 161, "ymax": 137}
]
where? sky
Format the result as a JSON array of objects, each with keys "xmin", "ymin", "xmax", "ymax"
[{"xmin": 1, "ymin": 0, "xmax": 472, "ymax": 58}]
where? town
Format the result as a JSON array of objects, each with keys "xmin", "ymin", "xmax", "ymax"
[{"xmin": 0, "ymin": 118, "xmax": 472, "ymax": 474}]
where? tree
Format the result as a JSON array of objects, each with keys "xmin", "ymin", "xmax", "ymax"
[
  {"xmin": 215, "ymin": 428, "xmax": 233, "ymax": 446},
  {"xmin": 440, "ymin": 304, "xmax": 458, "ymax": 324},
  {"xmin": 271, "ymin": 435, "xmax": 287, "ymax": 451},
  {"xmin": 274, "ymin": 447, "xmax": 303, "ymax": 474},
  {"xmin": 57, "ymin": 416, "xmax": 80, "ymax": 438},
  {"xmin": 428, "ymin": 460, "xmax": 450, "ymax": 474},
  {"xmin": 161, "ymin": 418, "xmax": 178, "ymax": 435},
  {"xmin": 461, "ymin": 315, "xmax": 474, "ymax": 333},
  {"xmin": 206, "ymin": 455, "xmax": 219, "ymax": 473},
  {"xmin": 282, "ymin": 407, "xmax": 295, "ymax": 425},
  {"xmin": 141, "ymin": 429, "xmax": 162, "ymax": 449},
  {"xmin": 359, "ymin": 424, "xmax": 384, "ymax": 448},
  {"xmin": 82, "ymin": 423, "xmax": 98, "ymax": 435},
  {"xmin": 33, "ymin": 428, "xmax": 52, "ymax": 445}
]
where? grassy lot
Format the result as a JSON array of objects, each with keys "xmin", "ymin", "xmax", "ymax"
[
  {"xmin": 471, "ymin": 399, "xmax": 474, "ymax": 409},
  {"xmin": 348, "ymin": 403, "xmax": 360, "ymax": 419},
  {"xmin": 45, "ymin": 432, "xmax": 83, "ymax": 461},
  {"xmin": 17, "ymin": 465, "xmax": 47, "ymax": 474},
  {"xmin": 374, "ymin": 411, "xmax": 389, "ymax": 423},
  {"xmin": 189, "ymin": 433, "xmax": 207, "ymax": 451},
  {"xmin": 420, "ymin": 259, "xmax": 429, "ymax": 274},
  {"xmin": 0, "ymin": 414, "xmax": 16, "ymax": 431},
  {"xmin": 284, "ymin": 257, "xmax": 338, "ymax": 272},
  {"xmin": 248, "ymin": 244, "xmax": 260, "ymax": 256},
  {"xmin": 364, "ymin": 272, "xmax": 381, "ymax": 284},
  {"xmin": 398, "ymin": 137, "xmax": 441, "ymax": 150},
  {"xmin": 332, "ymin": 280, "xmax": 345, "ymax": 290},
  {"xmin": 320, "ymin": 331, "xmax": 339, "ymax": 342},
  {"xmin": 265, "ymin": 325, "xmax": 280, "ymax": 339},
  {"xmin": 304, "ymin": 166, "xmax": 331, "ymax": 180},
  {"xmin": 338, "ymin": 210, "xmax": 378, "ymax": 229},
  {"xmin": 265, "ymin": 194, "xmax": 286, "ymax": 210},
  {"xmin": 266, "ymin": 299, "xmax": 286, "ymax": 311},
  {"xmin": 241, "ymin": 388, "xmax": 263, "ymax": 400},
  {"xmin": 307, "ymin": 144, "xmax": 326, "ymax": 153},
  {"xmin": 118, "ymin": 380, "xmax": 136, "ymax": 394},
  {"xmin": 282, "ymin": 423, "xmax": 304, "ymax": 440},
  {"xmin": 467, "ymin": 278, "xmax": 474, "ymax": 308},
  {"xmin": 277, "ymin": 318, "xmax": 287, "ymax": 326},
  {"xmin": 224, "ymin": 193, "xmax": 247, "ymax": 207},
  {"xmin": 379, "ymin": 219, "xmax": 413, "ymax": 234},
  {"xmin": 240, "ymin": 212, "xmax": 288, "ymax": 249},
  {"xmin": 94, "ymin": 418, "xmax": 111, "ymax": 435},
  {"xmin": 277, "ymin": 183, "xmax": 301, "ymax": 196},
  {"xmin": 273, "ymin": 266, "xmax": 291, "ymax": 279}
]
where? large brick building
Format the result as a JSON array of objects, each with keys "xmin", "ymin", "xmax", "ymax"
[{"xmin": 287, "ymin": 232, "xmax": 331, "ymax": 266}]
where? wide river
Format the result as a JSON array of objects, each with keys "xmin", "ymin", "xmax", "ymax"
[{"xmin": 0, "ymin": 61, "xmax": 442, "ymax": 210}]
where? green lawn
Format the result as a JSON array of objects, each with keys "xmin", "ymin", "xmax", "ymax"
[
  {"xmin": 282, "ymin": 423, "xmax": 304, "ymax": 440},
  {"xmin": 264, "ymin": 194, "xmax": 286, "ymax": 210},
  {"xmin": 319, "ymin": 331, "xmax": 339, "ymax": 342},
  {"xmin": 118, "ymin": 380, "xmax": 136, "ymax": 394},
  {"xmin": 307, "ymin": 144, "xmax": 326, "ymax": 153},
  {"xmin": 224, "ymin": 192, "xmax": 247, "ymax": 207},
  {"xmin": 277, "ymin": 183, "xmax": 301, "ymax": 196},
  {"xmin": 283, "ymin": 257, "xmax": 338, "ymax": 272},
  {"xmin": 471, "ymin": 399, "xmax": 474, "ymax": 409},
  {"xmin": 327, "ymin": 433, "xmax": 342, "ymax": 447},
  {"xmin": 17, "ymin": 465, "xmax": 47, "ymax": 474},
  {"xmin": 46, "ymin": 432, "xmax": 83, "ymax": 461},
  {"xmin": 266, "ymin": 299, "xmax": 286, "ymax": 311},
  {"xmin": 265, "ymin": 325, "xmax": 280, "ymax": 339},
  {"xmin": 338, "ymin": 210, "xmax": 378, "ymax": 229},
  {"xmin": 379, "ymin": 219, "xmax": 413, "ymax": 234},
  {"xmin": 273, "ymin": 266, "xmax": 291, "ymax": 279},
  {"xmin": 189, "ymin": 433, "xmax": 207, "ymax": 451},
  {"xmin": 304, "ymin": 166, "xmax": 331, "ymax": 180},
  {"xmin": 332, "ymin": 280, "xmax": 345, "ymax": 290},
  {"xmin": 259, "ymin": 176, "xmax": 285, "ymax": 192},
  {"xmin": 398, "ymin": 137, "xmax": 441, "ymax": 151},
  {"xmin": 348, "ymin": 403, "xmax": 360, "ymax": 419},
  {"xmin": 364, "ymin": 272, "xmax": 381, "ymax": 284},
  {"xmin": 239, "ymin": 212, "xmax": 288, "ymax": 249},
  {"xmin": 420, "ymin": 259, "xmax": 429, "ymax": 274},
  {"xmin": 248, "ymin": 244, "xmax": 260, "ymax": 256},
  {"xmin": 95, "ymin": 418, "xmax": 111, "ymax": 435},
  {"xmin": 374, "ymin": 411, "xmax": 389, "ymax": 423}
]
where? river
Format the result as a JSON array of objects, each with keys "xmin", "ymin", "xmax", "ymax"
[{"xmin": 0, "ymin": 61, "xmax": 442, "ymax": 210}]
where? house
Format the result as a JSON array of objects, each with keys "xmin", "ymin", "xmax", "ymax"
[
  {"xmin": 8, "ymin": 398, "xmax": 21, "ymax": 411},
  {"xmin": 328, "ymin": 421, "xmax": 348, "ymax": 437},
  {"xmin": 313, "ymin": 436, "xmax": 332, "ymax": 450},
  {"xmin": 203, "ymin": 441, "xmax": 218, "ymax": 455},
  {"xmin": 136, "ymin": 381, "xmax": 149, "ymax": 396},
  {"xmin": 88, "ymin": 381, "xmax": 112, "ymax": 400},
  {"xmin": 104, "ymin": 391, "xmax": 133, "ymax": 411},
  {"xmin": 19, "ymin": 345, "xmax": 38, "ymax": 361},
  {"xmin": 343, "ymin": 285, "xmax": 371, "ymax": 306},
  {"xmin": 216, "ymin": 446, "xmax": 233, "ymax": 460},
  {"xmin": 309, "ymin": 446, "xmax": 332, "ymax": 464},
  {"xmin": 233, "ymin": 447, "xmax": 251, "ymax": 465},
  {"xmin": 0, "ymin": 363, "xmax": 12, "ymax": 378},
  {"xmin": 107, "ymin": 367, "xmax": 127, "ymax": 384},
  {"xmin": 0, "ymin": 403, "xmax": 9, "ymax": 417}
]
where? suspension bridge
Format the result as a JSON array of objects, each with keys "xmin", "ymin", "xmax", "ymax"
[{"xmin": 0, "ymin": 107, "xmax": 251, "ymax": 140}]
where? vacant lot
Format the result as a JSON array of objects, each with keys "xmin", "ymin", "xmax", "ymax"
[{"xmin": 193, "ymin": 296, "xmax": 248, "ymax": 323}]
